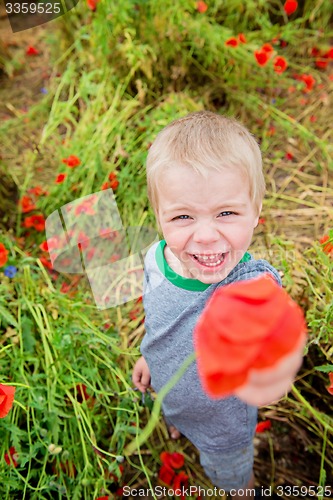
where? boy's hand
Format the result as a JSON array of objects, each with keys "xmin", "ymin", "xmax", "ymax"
[
  {"xmin": 194, "ymin": 273, "xmax": 307, "ymax": 406},
  {"xmin": 235, "ymin": 333, "xmax": 306, "ymax": 406},
  {"xmin": 132, "ymin": 356, "xmax": 151, "ymax": 393}
]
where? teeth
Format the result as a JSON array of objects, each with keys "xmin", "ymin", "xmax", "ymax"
[
  {"xmin": 194, "ymin": 253, "xmax": 222, "ymax": 260},
  {"xmin": 193, "ymin": 253, "xmax": 225, "ymax": 267}
]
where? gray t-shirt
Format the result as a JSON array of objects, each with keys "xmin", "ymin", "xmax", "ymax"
[{"xmin": 140, "ymin": 240, "xmax": 282, "ymax": 453}]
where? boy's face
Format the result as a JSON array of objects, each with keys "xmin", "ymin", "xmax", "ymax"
[{"xmin": 156, "ymin": 164, "xmax": 260, "ymax": 284}]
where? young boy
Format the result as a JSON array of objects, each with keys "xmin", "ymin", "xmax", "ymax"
[{"xmin": 132, "ymin": 111, "xmax": 304, "ymax": 497}]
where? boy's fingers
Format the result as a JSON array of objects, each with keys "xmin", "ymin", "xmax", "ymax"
[{"xmin": 141, "ymin": 372, "xmax": 151, "ymax": 387}]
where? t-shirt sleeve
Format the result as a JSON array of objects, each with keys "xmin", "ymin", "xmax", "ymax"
[{"xmin": 217, "ymin": 258, "xmax": 283, "ymax": 288}]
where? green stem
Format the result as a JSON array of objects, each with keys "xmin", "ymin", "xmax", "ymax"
[{"xmin": 124, "ymin": 352, "xmax": 196, "ymax": 455}]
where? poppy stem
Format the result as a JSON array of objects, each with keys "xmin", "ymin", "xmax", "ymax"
[{"xmin": 124, "ymin": 352, "xmax": 196, "ymax": 455}]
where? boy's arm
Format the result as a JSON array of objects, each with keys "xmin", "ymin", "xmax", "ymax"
[{"xmin": 132, "ymin": 356, "xmax": 151, "ymax": 393}]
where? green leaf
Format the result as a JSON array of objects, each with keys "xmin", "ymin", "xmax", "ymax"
[
  {"xmin": 0, "ymin": 305, "xmax": 18, "ymax": 327},
  {"xmin": 314, "ymin": 365, "xmax": 333, "ymax": 373},
  {"xmin": 21, "ymin": 316, "xmax": 37, "ymax": 353}
]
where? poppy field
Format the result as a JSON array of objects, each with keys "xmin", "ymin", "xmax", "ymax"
[{"xmin": 0, "ymin": 0, "xmax": 333, "ymax": 498}]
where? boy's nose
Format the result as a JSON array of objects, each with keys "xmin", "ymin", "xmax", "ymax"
[{"xmin": 192, "ymin": 223, "xmax": 220, "ymax": 244}]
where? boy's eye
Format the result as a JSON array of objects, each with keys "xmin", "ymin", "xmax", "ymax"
[
  {"xmin": 173, "ymin": 215, "xmax": 190, "ymax": 220},
  {"xmin": 218, "ymin": 211, "xmax": 235, "ymax": 217}
]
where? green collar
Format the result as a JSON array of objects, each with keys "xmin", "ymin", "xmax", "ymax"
[{"xmin": 155, "ymin": 240, "xmax": 251, "ymax": 291}]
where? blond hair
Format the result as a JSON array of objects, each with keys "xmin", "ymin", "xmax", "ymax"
[{"xmin": 146, "ymin": 111, "xmax": 265, "ymax": 217}]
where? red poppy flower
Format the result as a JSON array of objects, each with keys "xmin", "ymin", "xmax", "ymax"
[
  {"xmin": 299, "ymin": 74, "xmax": 315, "ymax": 92},
  {"xmin": 23, "ymin": 214, "xmax": 45, "ymax": 232},
  {"xmin": 194, "ymin": 274, "xmax": 307, "ymax": 397},
  {"xmin": 62, "ymin": 155, "xmax": 81, "ymax": 168},
  {"xmin": 315, "ymin": 59, "xmax": 328, "ymax": 69},
  {"xmin": 254, "ymin": 50, "xmax": 269, "ymax": 66},
  {"xmin": 256, "ymin": 420, "xmax": 272, "ymax": 433},
  {"xmin": 274, "ymin": 56, "xmax": 288, "ymax": 74},
  {"xmin": 0, "ymin": 384, "xmax": 16, "ymax": 418},
  {"xmin": 285, "ymin": 152, "xmax": 294, "ymax": 160},
  {"xmin": 87, "ymin": 0, "xmax": 99, "ymax": 10},
  {"xmin": 258, "ymin": 218, "xmax": 266, "ymax": 225},
  {"xmin": 196, "ymin": 1, "xmax": 208, "ymax": 13},
  {"xmin": 238, "ymin": 33, "xmax": 246, "ymax": 44},
  {"xmin": 39, "ymin": 241, "xmax": 49, "ymax": 252},
  {"xmin": 56, "ymin": 173, "xmax": 66, "ymax": 184},
  {"xmin": 0, "ymin": 243, "xmax": 9, "ymax": 267},
  {"xmin": 39, "ymin": 256, "xmax": 53, "ymax": 269},
  {"xmin": 4, "ymin": 447, "xmax": 18, "ymax": 467},
  {"xmin": 96, "ymin": 497, "xmax": 109, "ymax": 500},
  {"xmin": 262, "ymin": 43, "xmax": 274, "ymax": 55},
  {"xmin": 160, "ymin": 451, "xmax": 185, "ymax": 469},
  {"xmin": 75, "ymin": 384, "xmax": 92, "ymax": 403},
  {"xmin": 108, "ymin": 172, "xmax": 117, "ymax": 181},
  {"xmin": 225, "ymin": 37, "xmax": 239, "ymax": 48},
  {"xmin": 327, "ymin": 373, "xmax": 333, "ymax": 395},
  {"xmin": 283, "ymin": 0, "xmax": 298, "ymax": 15},
  {"xmin": 320, "ymin": 235, "xmax": 333, "ymax": 255},
  {"xmin": 26, "ymin": 45, "xmax": 39, "ymax": 56},
  {"xmin": 110, "ymin": 179, "xmax": 119, "ymax": 190},
  {"xmin": 173, "ymin": 471, "xmax": 189, "ymax": 496},
  {"xmin": 28, "ymin": 186, "xmax": 47, "ymax": 196},
  {"xmin": 159, "ymin": 463, "xmax": 176, "ymax": 486},
  {"xmin": 20, "ymin": 195, "xmax": 36, "ymax": 213}
]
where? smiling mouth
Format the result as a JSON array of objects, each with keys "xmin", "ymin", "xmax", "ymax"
[{"xmin": 191, "ymin": 252, "xmax": 226, "ymax": 267}]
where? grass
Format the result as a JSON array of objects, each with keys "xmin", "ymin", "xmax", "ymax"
[{"xmin": 0, "ymin": 0, "xmax": 333, "ymax": 498}]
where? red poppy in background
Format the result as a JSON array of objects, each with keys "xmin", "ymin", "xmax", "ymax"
[
  {"xmin": 4, "ymin": 447, "xmax": 18, "ymax": 467},
  {"xmin": 56, "ymin": 173, "xmax": 67, "ymax": 184},
  {"xmin": 0, "ymin": 384, "xmax": 16, "ymax": 418},
  {"xmin": 196, "ymin": 1, "xmax": 208, "ymax": 13},
  {"xmin": 256, "ymin": 420, "xmax": 272, "ymax": 433},
  {"xmin": 159, "ymin": 463, "xmax": 176, "ymax": 486},
  {"xmin": 274, "ymin": 56, "xmax": 288, "ymax": 73},
  {"xmin": 238, "ymin": 33, "xmax": 246, "ymax": 44},
  {"xmin": 26, "ymin": 45, "xmax": 39, "ymax": 56},
  {"xmin": 160, "ymin": 451, "xmax": 185, "ymax": 469},
  {"xmin": 299, "ymin": 74, "xmax": 315, "ymax": 92},
  {"xmin": 285, "ymin": 152, "xmax": 294, "ymax": 160},
  {"xmin": 40, "ymin": 256, "xmax": 53, "ymax": 270},
  {"xmin": 28, "ymin": 186, "xmax": 47, "ymax": 196},
  {"xmin": 23, "ymin": 214, "xmax": 46, "ymax": 232},
  {"xmin": 320, "ymin": 235, "xmax": 333, "ymax": 255},
  {"xmin": 75, "ymin": 384, "xmax": 92, "ymax": 403},
  {"xmin": 0, "ymin": 243, "xmax": 9, "ymax": 267},
  {"xmin": 283, "ymin": 0, "xmax": 298, "ymax": 15},
  {"xmin": 39, "ymin": 241, "xmax": 49, "ymax": 252},
  {"xmin": 254, "ymin": 50, "xmax": 269, "ymax": 66},
  {"xmin": 225, "ymin": 37, "xmax": 239, "ymax": 47},
  {"xmin": 20, "ymin": 195, "xmax": 36, "ymax": 213},
  {"xmin": 62, "ymin": 155, "xmax": 81, "ymax": 168},
  {"xmin": 327, "ymin": 373, "xmax": 333, "ymax": 395},
  {"xmin": 173, "ymin": 471, "xmax": 189, "ymax": 496},
  {"xmin": 261, "ymin": 43, "xmax": 274, "ymax": 55},
  {"xmin": 87, "ymin": 0, "xmax": 99, "ymax": 11},
  {"xmin": 194, "ymin": 274, "xmax": 307, "ymax": 397}
]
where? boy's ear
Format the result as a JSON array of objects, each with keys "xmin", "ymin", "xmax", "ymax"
[{"xmin": 254, "ymin": 202, "xmax": 263, "ymax": 227}]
